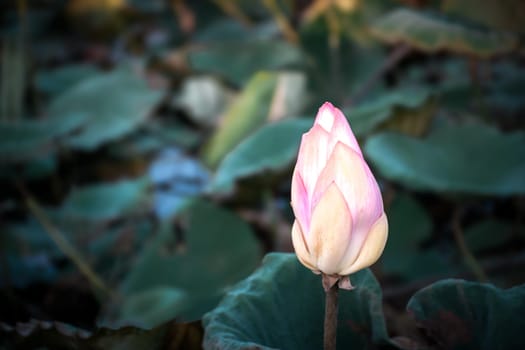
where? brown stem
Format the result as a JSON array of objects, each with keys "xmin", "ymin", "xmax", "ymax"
[
  {"xmin": 262, "ymin": 0, "xmax": 298, "ymax": 44},
  {"xmin": 15, "ymin": 181, "xmax": 114, "ymax": 300},
  {"xmin": 324, "ymin": 282, "xmax": 339, "ymax": 350},
  {"xmin": 211, "ymin": 0, "xmax": 253, "ymax": 27},
  {"xmin": 452, "ymin": 207, "xmax": 488, "ymax": 282}
]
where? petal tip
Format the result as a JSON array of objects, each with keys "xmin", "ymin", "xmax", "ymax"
[
  {"xmin": 320, "ymin": 101, "xmax": 335, "ymax": 110},
  {"xmin": 315, "ymin": 102, "xmax": 354, "ymax": 138},
  {"xmin": 315, "ymin": 102, "xmax": 338, "ymax": 131}
]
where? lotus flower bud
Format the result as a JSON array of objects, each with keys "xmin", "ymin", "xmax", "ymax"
[{"xmin": 290, "ymin": 102, "xmax": 388, "ymax": 290}]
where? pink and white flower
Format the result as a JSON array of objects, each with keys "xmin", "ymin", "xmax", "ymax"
[{"xmin": 290, "ymin": 102, "xmax": 388, "ymax": 290}]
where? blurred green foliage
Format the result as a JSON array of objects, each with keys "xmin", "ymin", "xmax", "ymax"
[{"xmin": 1, "ymin": 0, "xmax": 524, "ymax": 349}]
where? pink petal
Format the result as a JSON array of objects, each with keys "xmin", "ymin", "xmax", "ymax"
[
  {"xmin": 329, "ymin": 105, "xmax": 362, "ymax": 156},
  {"xmin": 340, "ymin": 212, "xmax": 388, "ymax": 276},
  {"xmin": 294, "ymin": 123, "xmax": 331, "ymax": 194},
  {"xmin": 311, "ymin": 142, "xmax": 383, "ymax": 266},
  {"xmin": 308, "ymin": 182, "xmax": 353, "ymax": 275},
  {"xmin": 290, "ymin": 170, "xmax": 310, "ymax": 234},
  {"xmin": 314, "ymin": 102, "xmax": 337, "ymax": 132},
  {"xmin": 319, "ymin": 142, "xmax": 383, "ymax": 218},
  {"xmin": 314, "ymin": 102, "xmax": 362, "ymax": 154},
  {"xmin": 291, "ymin": 220, "xmax": 317, "ymax": 271}
]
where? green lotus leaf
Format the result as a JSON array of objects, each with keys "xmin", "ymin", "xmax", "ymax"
[
  {"xmin": 203, "ymin": 253, "xmax": 392, "ymax": 350},
  {"xmin": 370, "ymin": 8, "xmax": 518, "ymax": 58},
  {"xmin": 408, "ymin": 279, "xmax": 525, "ymax": 349},
  {"xmin": 365, "ymin": 123, "xmax": 525, "ymax": 195}
]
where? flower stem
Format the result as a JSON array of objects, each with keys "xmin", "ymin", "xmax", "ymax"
[
  {"xmin": 324, "ymin": 282, "xmax": 339, "ymax": 350},
  {"xmin": 452, "ymin": 207, "xmax": 488, "ymax": 282},
  {"xmin": 16, "ymin": 181, "xmax": 114, "ymax": 300}
]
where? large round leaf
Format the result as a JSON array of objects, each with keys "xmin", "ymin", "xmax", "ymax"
[
  {"xmin": 0, "ymin": 112, "xmax": 86, "ymax": 163},
  {"xmin": 203, "ymin": 253, "xmax": 392, "ymax": 350},
  {"xmin": 408, "ymin": 279, "xmax": 525, "ymax": 349},
  {"xmin": 370, "ymin": 8, "xmax": 518, "ymax": 58},
  {"xmin": 35, "ymin": 63, "xmax": 100, "ymax": 97},
  {"xmin": 365, "ymin": 124, "xmax": 525, "ymax": 195},
  {"xmin": 209, "ymin": 118, "xmax": 311, "ymax": 194},
  {"xmin": 443, "ymin": 0, "xmax": 525, "ymax": 34},
  {"xmin": 48, "ymin": 67, "xmax": 164, "ymax": 150},
  {"xmin": 58, "ymin": 177, "xmax": 151, "ymax": 222},
  {"xmin": 117, "ymin": 200, "xmax": 262, "ymax": 326},
  {"xmin": 118, "ymin": 287, "xmax": 189, "ymax": 328},
  {"xmin": 345, "ymin": 88, "xmax": 433, "ymax": 137}
]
